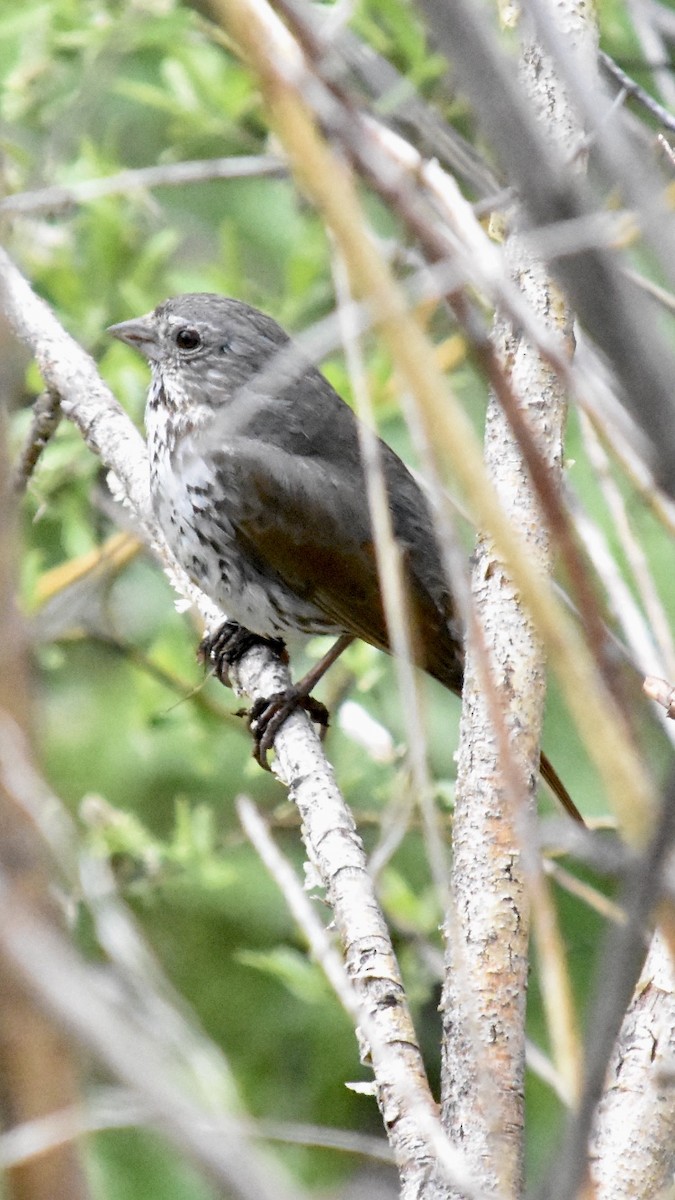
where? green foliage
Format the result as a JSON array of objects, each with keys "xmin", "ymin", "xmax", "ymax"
[
  {"xmin": 92, "ymin": 1129, "xmax": 217, "ymax": 1200},
  {"xmin": 236, "ymin": 946, "xmax": 331, "ymax": 1004}
]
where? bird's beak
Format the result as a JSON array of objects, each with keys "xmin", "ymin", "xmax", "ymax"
[{"xmin": 107, "ymin": 314, "xmax": 160, "ymax": 362}]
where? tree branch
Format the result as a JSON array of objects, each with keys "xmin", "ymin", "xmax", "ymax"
[
  {"xmin": 541, "ymin": 768, "xmax": 675, "ymax": 1200},
  {"xmin": 0, "ymin": 155, "xmax": 286, "ymax": 216},
  {"xmin": 441, "ymin": 4, "xmax": 594, "ymax": 1188},
  {"xmin": 205, "ymin": 0, "xmax": 654, "ymax": 840},
  {"xmin": 0, "ymin": 247, "xmax": 446, "ymax": 1196},
  {"xmin": 417, "ymin": 0, "xmax": 675, "ymax": 499}
]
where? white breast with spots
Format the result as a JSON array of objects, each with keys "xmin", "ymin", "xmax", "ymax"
[{"xmin": 145, "ymin": 398, "xmax": 339, "ymax": 638}]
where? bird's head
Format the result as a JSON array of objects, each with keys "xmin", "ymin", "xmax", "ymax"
[{"xmin": 108, "ymin": 293, "xmax": 293, "ymax": 414}]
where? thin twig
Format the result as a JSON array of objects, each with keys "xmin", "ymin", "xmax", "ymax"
[
  {"xmin": 78, "ymin": 634, "xmax": 238, "ymax": 724},
  {"xmin": 598, "ymin": 48, "xmax": 675, "ymax": 134},
  {"xmin": 572, "ymin": 504, "xmax": 674, "ymax": 708},
  {"xmin": 575, "ymin": 350, "xmax": 675, "ymax": 541},
  {"xmin": 0, "ymin": 155, "xmax": 286, "ymax": 216},
  {"xmin": 544, "ymin": 861, "xmax": 625, "ymax": 925},
  {"xmin": 580, "ymin": 411, "xmax": 675, "ymax": 680},
  {"xmin": 330, "ymin": 247, "xmax": 448, "ymax": 911},
  {"xmin": 0, "ymin": 1088, "xmax": 395, "ymax": 1169},
  {"xmin": 236, "ymin": 796, "xmax": 490, "ymax": 1200},
  {"xmin": 207, "ymin": 0, "xmax": 657, "ymax": 843}
]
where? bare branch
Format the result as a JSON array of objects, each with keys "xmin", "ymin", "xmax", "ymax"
[
  {"xmin": 206, "ymin": 0, "xmax": 656, "ymax": 842},
  {"xmin": 590, "ymin": 931, "xmax": 675, "ymax": 1199},
  {"xmin": 237, "ymin": 797, "xmax": 489, "ymax": 1200},
  {"xmin": 0, "ymin": 155, "xmax": 286, "ymax": 216},
  {"xmin": 417, "ymin": 0, "xmax": 675, "ymax": 498},
  {"xmin": 0, "ymin": 248, "xmax": 442, "ymax": 1194},
  {"xmin": 442, "ymin": 5, "xmax": 592, "ymax": 1186},
  {"xmin": 541, "ymin": 768, "xmax": 675, "ymax": 1200},
  {"xmin": 232, "ymin": 645, "xmax": 446, "ymax": 1197},
  {"xmin": 599, "ymin": 48, "xmax": 675, "ymax": 132}
]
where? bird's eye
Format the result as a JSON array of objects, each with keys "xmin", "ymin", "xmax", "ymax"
[{"xmin": 175, "ymin": 327, "xmax": 201, "ymax": 351}]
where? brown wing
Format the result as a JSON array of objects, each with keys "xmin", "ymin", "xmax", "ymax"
[{"xmin": 209, "ymin": 439, "xmax": 462, "ymax": 687}]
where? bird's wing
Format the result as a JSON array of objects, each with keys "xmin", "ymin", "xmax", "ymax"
[
  {"xmin": 210, "ymin": 439, "xmax": 391, "ymax": 648},
  {"xmin": 208, "ymin": 438, "xmax": 449, "ymax": 661}
]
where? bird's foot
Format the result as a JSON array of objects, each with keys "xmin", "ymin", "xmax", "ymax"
[
  {"xmin": 249, "ymin": 688, "xmax": 330, "ymax": 769},
  {"xmin": 198, "ymin": 621, "xmax": 287, "ymax": 687},
  {"xmin": 200, "ymin": 622, "xmax": 333, "ymax": 768}
]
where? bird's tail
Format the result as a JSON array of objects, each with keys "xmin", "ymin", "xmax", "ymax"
[{"xmin": 540, "ymin": 751, "xmax": 585, "ymax": 825}]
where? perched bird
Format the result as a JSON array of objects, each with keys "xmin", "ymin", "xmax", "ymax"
[{"xmin": 108, "ymin": 293, "xmax": 581, "ymax": 820}]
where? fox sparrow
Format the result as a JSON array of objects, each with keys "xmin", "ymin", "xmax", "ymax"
[{"xmin": 108, "ymin": 293, "xmax": 580, "ymax": 820}]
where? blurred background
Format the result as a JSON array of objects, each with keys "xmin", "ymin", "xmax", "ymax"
[{"xmin": 1, "ymin": 0, "xmax": 674, "ymax": 1195}]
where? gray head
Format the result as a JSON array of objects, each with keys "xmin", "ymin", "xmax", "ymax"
[{"xmin": 107, "ymin": 294, "xmax": 298, "ymax": 411}]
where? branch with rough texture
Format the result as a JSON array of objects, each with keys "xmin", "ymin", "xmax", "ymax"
[
  {"xmin": 441, "ymin": 5, "xmax": 593, "ymax": 1190},
  {"xmin": 206, "ymin": 0, "xmax": 654, "ymax": 842},
  {"xmin": 590, "ymin": 931, "xmax": 675, "ymax": 1199},
  {"xmin": 543, "ymin": 768, "xmax": 675, "ymax": 1200},
  {"xmin": 231, "ymin": 648, "xmax": 449, "ymax": 1198},
  {"xmin": 0, "ymin": 247, "xmax": 442, "ymax": 1196},
  {"xmin": 238, "ymin": 797, "xmax": 485, "ymax": 1199}
]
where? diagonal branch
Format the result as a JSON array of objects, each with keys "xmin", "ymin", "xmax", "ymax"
[
  {"xmin": 204, "ymin": 0, "xmax": 655, "ymax": 840},
  {"xmin": 0, "ymin": 155, "xmax": 286, "ymax": 216},
  {"xmin": 417, "ymin": 0, "xmax": 675, "ymax": 498},
  {"xmin": 0, "ymin": 245, "xmax": 444, "ymax": 1197}
]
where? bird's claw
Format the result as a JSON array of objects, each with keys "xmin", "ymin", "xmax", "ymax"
[
  {"xmin": 198, "ymin": 621, "xmax": 287, "ymax": 686},
  {"xmin": 198, "ymin": 622, "xmax": 329, "ymax": 768},
  {"xmin": 249, "ymin": 690, "xmax": 330, "ymax": 769}
]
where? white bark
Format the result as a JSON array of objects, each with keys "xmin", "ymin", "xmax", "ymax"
[
  {"xmin": 440, "ymin": 4, "xmax": 596, "ymax": 1194},
  {"xmin": 591, "ymin": 931, "xmax": 675, "ymax": 1198},
  {"xmin": 0, "ymin": 245, "xmax": 454, "ymax": 1199}
]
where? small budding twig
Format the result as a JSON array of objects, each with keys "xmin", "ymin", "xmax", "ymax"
[{"xmin": 13, "ymin": 389, "xmax": 62, "ymax": 493}]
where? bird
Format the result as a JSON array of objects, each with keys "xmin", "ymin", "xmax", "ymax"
[{"xmin": 108, "ymin": 293, "xmax": 581, "ymax": 821}]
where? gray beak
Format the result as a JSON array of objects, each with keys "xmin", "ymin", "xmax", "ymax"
[{"xmin": 107, "ymin": 314, "xmax": 160, "ymax": 362}]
